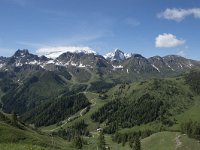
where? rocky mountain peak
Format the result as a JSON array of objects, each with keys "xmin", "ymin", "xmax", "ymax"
[
  {"xmin": 13, "ymin": 49, "xmax": 30, "ymax": 58},
  {"xmin": 131, "ymin": 54, "xmax": 144, "ymax": 58},
  {"xmin": 104, "ymin": 49, "xmax": 131, "ymax": 62}
]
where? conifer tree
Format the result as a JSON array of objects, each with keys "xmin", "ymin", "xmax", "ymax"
[
  {"xmin": 73, "ymin": 135, "xmax": 83, "ymax": 149},
  {"xmin": 133, "ymin": 136, "xmax": 141, "ymax": 150},
  {"xmin": 11, "ymin": 111, "xmax": 18, "ymax": 126},
  {"xmin": 98, "ymin": 131, "xmax": 106, "ymax": 150}
]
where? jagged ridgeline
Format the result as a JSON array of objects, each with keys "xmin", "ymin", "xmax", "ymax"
[{"xmin": 1, "ymin": 49, "xmax": 200, "ymax": 84}]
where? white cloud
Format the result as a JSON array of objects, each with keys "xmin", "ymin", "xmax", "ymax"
[
  {"xmin": 36, "ymin": 46, "xmax": 96, "ymax": 59},
  {"xmin": 158, "ymin": 8, "xmax": 200, "ymax": 22},
  {"xmin": 155, "ymin": 33, "xmax": 185, "ymax": 48},
  {"xmin": 177, "ymin": 50, "xmax": 186, "ymax": 57}
]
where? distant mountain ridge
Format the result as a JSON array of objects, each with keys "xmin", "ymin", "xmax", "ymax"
[{"xmin": 0, "ymin": 49, "xmax": 200, "ymax": 79}]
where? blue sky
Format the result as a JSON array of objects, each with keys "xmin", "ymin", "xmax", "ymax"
[{"xmin": 0, "ymin": 0, "xmax": 200, "ymax": 60}]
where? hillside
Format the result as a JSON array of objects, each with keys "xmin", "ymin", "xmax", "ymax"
[
  {"xmin": 91, "ymin": 77, "xmax": 194, "ymax": 133},
  {"xmin": 0, "ymin": 111, "xmax": 73, "ymax": 150},
  {"xmin": 142, "ymin": 131, "xmax": 200, "ymax": 150},
  {"xmin": 35, "ymin": 71, "xmax": 200, "ymax": 150}
]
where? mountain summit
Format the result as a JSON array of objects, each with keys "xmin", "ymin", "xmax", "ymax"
[{"xmin": 104, "ymin": 49, "xmax": 131, "ymax": 62}]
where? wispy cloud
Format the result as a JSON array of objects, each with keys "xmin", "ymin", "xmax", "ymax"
[
  {"xmin": 16, "ymin": 41, "xmax": 49, "ymax": 48},
  {"xmin": 15, "ymin": 29, "xmax": 112, "ymax": 54},
  {"xmin": 123, "ymin": 18, "xmax": 140, "ymax": 27},
  {"xmin": 176, "ymin": 46, "xmax": 189, "ymax": 57},
  {"xmin": 155, "ymin": 33, "xmax": 185, "ymax": 48},
  {"xmin": 158, "ymin": 8, "xmax": 200, "ymax": 22},
  {"xmin": 14, "ymin": 10, "xmax": 115, "ymax": 54},
  {"xmin": 177, "ymin": 50, "xmax": 186, "ymax": 57},
  {"xmin": 59, "ymin": 30, "xmax": 113, "ymax": 44}
]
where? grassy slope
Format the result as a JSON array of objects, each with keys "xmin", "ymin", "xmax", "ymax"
[
  {"xmin": 0, "ymin": 122, "xmax": 73, "ymax": 150},
  {"xmin": 0, "ymin": 118, "xmax": 133, "ymax": 150},
  {"xmin": 95, "ymin": 78, "xmax": 194, "ymax": 131},
  {"xmin": 117, "ymin": 94, "xmax": 200, "ymax": 134},
  {"xmin": 98, "ymin": 77, "xmax": 200, "ymax": 149},
  {"xmin": 107, "ymin": 77, "xmax": 200, "ymax": 150},
  {"xmin": 3, "ymin": 119, "xmax": 200, "ymax": 150},
  {"xmin": 170, "ymin": 96, "xmax": 200, "ymax": 130},
  {"xmin": 0, "ymin": 89, "xmax": 4, "ymax": 109},
  {"xmin": 142, "ymin": 131, "xmax": 200, "ymax": 150},
  {"xmin": 82, "ymin": 131, "xmax": 200, "ymax": 150},
  {"xmin": 0, "ymin": 144, "xmax": 50, "ymax": 150},
  {"xmin": 82, "ymin": 132, "xmax": 131, "ymax": 150}
]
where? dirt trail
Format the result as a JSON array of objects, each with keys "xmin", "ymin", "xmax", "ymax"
[
  {"xmin": 175, "ymin": 134, "xmax": 182, "ymax": 149},
  {"xmin": 80, "ymin": 98, "xmax": 96, "ymax": 116},
  {"xmin": 46, "ymin": 97, "xmax": 96, "ymax": 132}
]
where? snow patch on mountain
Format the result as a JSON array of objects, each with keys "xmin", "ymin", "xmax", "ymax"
[
  {"xmin": 151, "ymin": 64, "xmax": 160, "ymax": 72},
  {"xmin": 78, "ymin": 63, "xmax": 86, "ymax": 68},
  {"xmin": 0, "ymin": 63, "xmax": 5, "ymax": 69},
  {"xmin": 112, "ymin": 65, "xmax": 123, "ymax": 70},
  {"xmin": 104, "ymin": 52, "xmax": 115, "ymax": 60},
  {"xmin": 36, "ymin": 46, "xmax": 97, "ymax": 59},
  {"xmin": 166, "ymin": 63, "xmax": 174, "ymax": 71},
  {"xmin": 29, "ymin": 60, "xmax": 40, "ymax": 65},
  {"xmin": 16, "ymin": 62, "xmax": 23, "ymax": 67},
  {"xmin": 104, "ymin": 49, "xmax": 131, "ymax": 61},
  {"xmin": 44, "ymin": 59, "xmax": 55, "ymax": 65},
  {"xmin": 127, "ymin": 69, "xmax": 129, "ymax": 73},
  {"xmin": 71, "ymin": 62, "xmax": 77, "ymax": 66},
  {"xmin": 124, "ymin": 53, "xmax": 131, "ymax": 59}
]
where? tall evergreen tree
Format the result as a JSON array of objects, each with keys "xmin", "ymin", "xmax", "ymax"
[
  {"xmin": 133, "ymin": 136, "xmax": 141, "ymax": 150},
  {"xmin": 73, "ymin": 135, "xmax": 83, "ymax": 149},
  {"xmin": 11, "ymin": 111, "xmax": 18, "ymax": 126},
  {"xmin": 129, "ymin": 137, "xmax": 134, "ymax": 149},
  {"xmin": 98, "ymin": 132, "xmax": 106, "ymax": 150}
]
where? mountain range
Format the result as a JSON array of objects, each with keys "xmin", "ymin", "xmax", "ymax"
[{"xmin": 1, "ymin": 49, "xmax": 199, "ymax": 78}]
